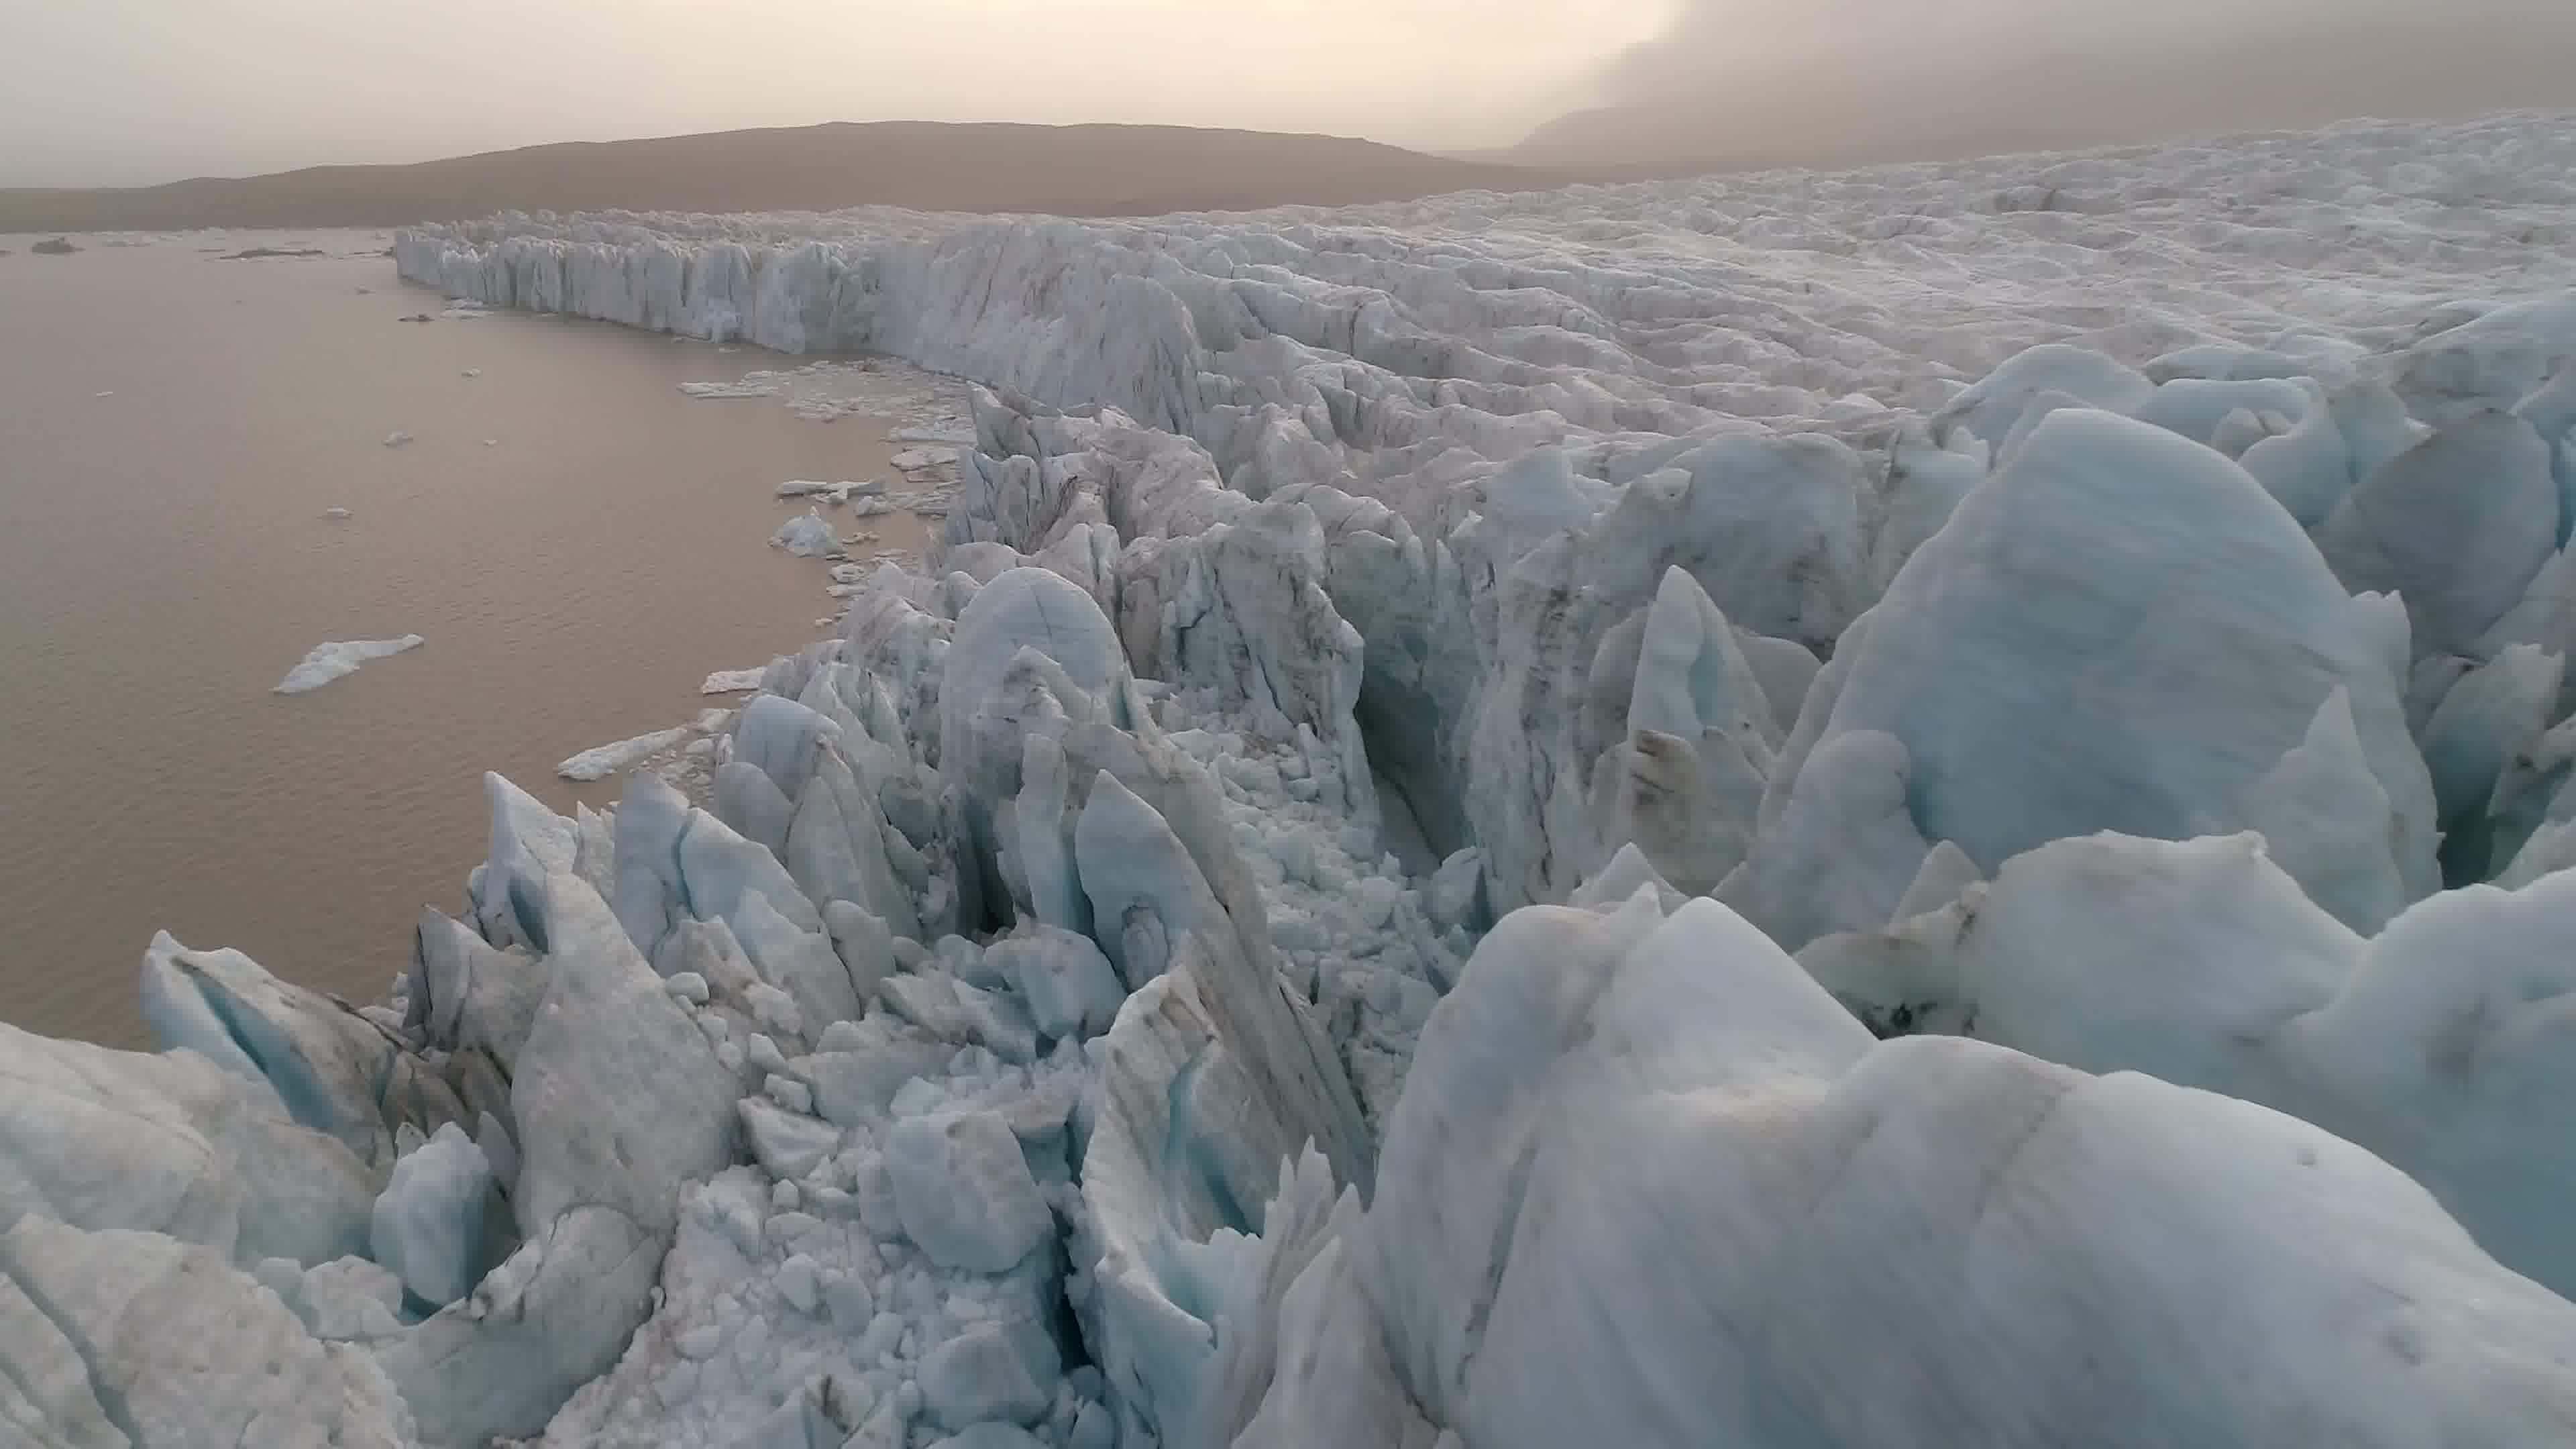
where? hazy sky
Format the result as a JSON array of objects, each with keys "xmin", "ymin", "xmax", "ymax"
[{"xmin": 2, "ymin": 0, "xmax": 1674, "ymax": 187}]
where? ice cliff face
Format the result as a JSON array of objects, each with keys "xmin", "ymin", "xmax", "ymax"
[{"xmin": 13, "ymin": 112, "xmax": 2576, "ymax": 1447}]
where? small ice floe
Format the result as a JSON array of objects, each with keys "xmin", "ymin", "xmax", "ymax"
[
  {"xmin": 460, "ymin": 368, "xmax": 482, "ymax": 378},
  {"xmin": 482, "ymin": 438, "xmax": 498, "ymax": 447},
  {"xmin": 769, "ymin": 507, "xmax": 839, "ymax": 558},
  {"xmin": 679, "ymin": 381, "xmax": 767, "ymax": 399},
  {"xmin": 700, "ymin": 667, "xmax": 767, "ymax": 695},
  {"xmin": 888, "ymin": 447, "xmax": 949, "ymax": 471},
  {"xmin": 382, "ymin": 431, "xmax": 414, "ymax": 447},
  {"xmin": 888, "ymin": 427, "xmax": 974, "ymax": 446},
  {"xmin": 274, "ymin": 636, "xmax": 423, "ymax": 694},
  {"xmin": 555, "ymin": 727, "xmax": 693, "ymax": 782},
  {"xmin": 323, "ymin": 507, "xmax": 353, "ymax": 521},
  {"xmin": 773, "ymin": 479, "xmax": 887, "ymax": 504},
  {"xmin": 91, "ymin": 390, "xmax": 114, "ymax": 398}
]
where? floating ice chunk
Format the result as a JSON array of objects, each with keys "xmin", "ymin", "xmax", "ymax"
[
  {"xmin": 885, "ymin": 1109, "xmax": 1052, "ymax": 1273},
  {"xmin": 372, "ymin": 1121, "xmax": 501, "ymax": 1309},
  {"xmin": 274, "ymin": 634, "xmax": 423, "ymax": 693},
  {"xmin": 383, "ymin": 431, "xmax": 414, "ymax": 447},
  {"xmin": 701, "ymin": 667, "xmax": 770, "ymax": 694},
  {"xmin": 771, "ymin": 507, "xmax": 840, "ymax": 558},
  {"xmin": 462, "ymin": 367, "xmax": 482, "ymax": 378},
  {"xmin": 890, "ymin": 447, "xmax": 952, "ymax": 471},
  {"xmin": 556, "ymin": 727, "xmax": 692, "ymax": 782},
  {"xmin": 324, "ymin": 506, "xmax": 353, "ymax": 520},
  {"xmin": 775, "ymin": 478, "xmax": 885, "ymax": 501}
]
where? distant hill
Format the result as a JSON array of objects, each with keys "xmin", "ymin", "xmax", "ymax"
[
  {"xmin": 1504, "ymin": 15, "xmax": 2576, "ymax": 176},
  {"xmin": 0, "ymin": 121, "xmax": 1568, "ymax": 234}
]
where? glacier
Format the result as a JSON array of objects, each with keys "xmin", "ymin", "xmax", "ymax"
[{"xmin": 11, "ymin": 111, "xmax": 2576, "ymax": 1446}]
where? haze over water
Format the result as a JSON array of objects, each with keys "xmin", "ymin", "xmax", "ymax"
[{"xmin": 0, "ymin": 234, "xmax": 910, "ymax": 1044}]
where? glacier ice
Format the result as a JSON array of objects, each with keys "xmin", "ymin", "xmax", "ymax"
[
  {"xmin": 555, "ymin": 726, "xmax": 692, "ymax": 782},
  {"xmin": 274, "ymin": 635, "xmax": 424, "ymax": 694},
  {"xmin": 1801, "ymin": 829, "xmax": 2576, "ymax": 1300},
  {"xmin": 370, "ymin": 1122, "xmax": 500, "ymax": 1309},
  {"xmin": 771, "ymin": 506, "xmax": 840, "ymax": 558},
  {"xmin": 21, "ymin": 111, "xmax": 2576, "ymax": 1446},
  {"xmin": 1740, "ymin": 407, "xmax": 2436, "ymax": 945}
]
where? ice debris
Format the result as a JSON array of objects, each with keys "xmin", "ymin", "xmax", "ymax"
[
  {"xmin": 770, "ymin": 507, "xmax": 839, "ymax": 558},
  {"xmin": 557, "ymin": 727, "xmax": 694, "ymax": 782},
  {"xmin": 274, "ymin": 634, "xmax": 424, "ymax": 694}
]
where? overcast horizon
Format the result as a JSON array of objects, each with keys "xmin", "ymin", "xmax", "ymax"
[
  {"xmin": 7, "ymin": 0, "xmax": 2556, "ymax": 189},
  {"xmin": 2, "ymin": 0, "xmax": 1672, "ymax": 188}
]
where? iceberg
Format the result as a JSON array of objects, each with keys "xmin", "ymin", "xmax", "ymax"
[
  {"xmin": 555, "ymin": 726, "xmax": 692, "ymax": 782},
  {"xmin": 275, "ymin": 635, "xmax": 425, "ymax": 694},
  {"xmin": 769, "ymin": 507, "xmax": 839, "ymax": 558}
]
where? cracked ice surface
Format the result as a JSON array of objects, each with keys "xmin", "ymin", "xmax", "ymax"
[{"xmin": 10, "ymin": 112, "xmax": 2576, "ymax": 1448}]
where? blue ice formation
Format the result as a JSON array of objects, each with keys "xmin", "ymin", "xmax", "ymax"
[{"xmin": 15, "ymin": 112, "xmax": 2576, "ymax": 1446}]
